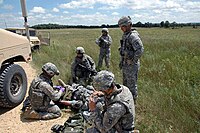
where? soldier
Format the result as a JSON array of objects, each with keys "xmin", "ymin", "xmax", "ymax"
[
  {"xmin": 95, "ymin": 28, "xmax": 112, "ymax": 70},
  {"xmin": 118, "ymin": 16, "xmax": 144, "ymax": 103},
  {"xmin": 71, "ymin": 46, "xmax": 96, "ymax": 86},
  {"xmin": 22, "ymin": 62, "xmax": 65, "ymax": 120},
  {"xmin": 87, "ymin": 70, "xmax": 136, "ymax": 133}
]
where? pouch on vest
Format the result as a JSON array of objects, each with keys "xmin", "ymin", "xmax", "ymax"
[{"xmin": 31, "ymin": 91, "xmax": 45, "ymax": 107}]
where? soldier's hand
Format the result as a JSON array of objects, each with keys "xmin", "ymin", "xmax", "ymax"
[
  {"xmin": 54, "ymin": 86, "xmax": 63, "ymax": 90},
  {"xmin": 92, "ymin": 91, "xmax": 104, "ymax": 97},
  {"xmin": 95, "ymin": 39, "xmax": 100, "ymax": 44},
  {"xmin": 89, "ymin": 95, "xmax": 97, "ymax": 111},
  {"xmin": 55, "ymin": 86, "xmax": 65, "ymax": 93}
]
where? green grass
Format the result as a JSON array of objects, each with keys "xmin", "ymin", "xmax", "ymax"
[{"xmin": 32, "ymin": 27, "xmax": 200, "ymax": 132}]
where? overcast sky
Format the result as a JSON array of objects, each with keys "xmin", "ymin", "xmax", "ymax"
[{"xmin": 0, "ymin": 0, "xmax": 200, "ymax": 28}]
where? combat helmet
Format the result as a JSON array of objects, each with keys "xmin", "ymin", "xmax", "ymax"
[
  {"xmin": 118, "ymin": 16, "xmax": 132, "ymax": 26},
  {"xmin": 102, "ymin": 28, "xmax": 109, "ymax": 33},
  {"xmin": 42, "ymin": 62, "xmax": 60, "ymax": 77},
  {"xmin": 76, "ymin": 47, "xmax": 85, "ymax": 54},
  {"xmin": 93, "ymin": 70, "xmax": 114, "ymax": 91}
]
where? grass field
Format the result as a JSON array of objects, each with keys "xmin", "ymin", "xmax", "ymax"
[{"xmin": 32, "ymin": 27, "xmax": 200, "ymax": 132}]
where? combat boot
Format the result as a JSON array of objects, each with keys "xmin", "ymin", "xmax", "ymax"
[{"xmin": 22, "ymin": 108, "xmax": 41, "ymax": 119}]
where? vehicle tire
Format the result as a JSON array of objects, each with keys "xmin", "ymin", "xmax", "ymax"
[
  {"xmin": 0, "ymin": 64, "xmax": 27, "ymax": 108},
  {"xmin": 31, "ymin": 45, "xmax": 40, "ymax": 52}
]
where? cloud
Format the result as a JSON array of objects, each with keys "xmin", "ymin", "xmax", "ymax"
[
  {"xmin": 30, "ymin": 7, "xmax": 45, "ymax": 13},
  {"xmin": 0, "ymin": 13, "xmax": 23, "ymax": 28},
  {"xmin": 2, "ymin": 4, "xmax": 13, "ymax": 10},
  {"xmin": 165, "ymin": 0, "xmax": 181, "ymax": 9},
  {"xmin": 59, "ymin": 0, "xmax": 95, "ymax": 9},
  {"xmin": 52, "ymin": 8, "xmax": 59, "ymax": 12},
  {"xmin": 63, "ymin": 11, "xmax": 69, "ymax": 14},
  {"xmin": 1, "ymin": 0, "xmax": 200, "ymax": 28},
  {"xmin": 153, "ymin": 9, "xmax": 161, "ymax": 14},
  {"xmin": 98, "ymin": 0, "xmax": 125, "ymax": 9},
  {"xmin": 111, "ymin": 12, "xmax": 119, "ymax": 16},
  {"xmin": 69, "ymin": 12, "xmax": 120, "ymax": 25}
]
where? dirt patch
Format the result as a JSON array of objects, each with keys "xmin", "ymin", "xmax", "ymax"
[{"xmin": 0, "ymin": 63, "xmax": 70, "ymax": 133}]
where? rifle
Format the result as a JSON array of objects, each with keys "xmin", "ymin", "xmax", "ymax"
[{"xmin": 78, "ymin": 64, "xmax": 97, "ymax": 76}]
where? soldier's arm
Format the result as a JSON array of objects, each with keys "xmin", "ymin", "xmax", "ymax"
[
  {"xmin": 39, "ymin": 82, "xmax": 63, "ymax": 101},
  {"xmin": 95, "ymin": 36, "xmax": 102, "ymax": 45},
  {"xmin": 129, "ymin": 34, "xmax": 144, "ymax": 62},
  {"xmin": 108, "ymin": 35, "xmax": 112, "ymax": 46},
  {"xmin": 92, "ymin": 103, "xmax": 126, "ymax": 132},
  {"xmin": 87, "ymin": 56, "xmax": 96, "ymax": 70}
]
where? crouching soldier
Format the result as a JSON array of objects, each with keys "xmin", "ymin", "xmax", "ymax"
[
  {"xmin": 22, "ymin": 62, "xmax": 65, "ymax": 120},
  {"xmin": 71, "ymin": 46, "xmax": 97, "ymax": 86},
  {"xmin": 87, "ymin": 70, "xmax": 139, "ymax": 133}
]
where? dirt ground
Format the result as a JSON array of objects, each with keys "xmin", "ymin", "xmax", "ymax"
[{"xmin": 0, "ymin": 63, "xmax": 70, "ymax": 133}]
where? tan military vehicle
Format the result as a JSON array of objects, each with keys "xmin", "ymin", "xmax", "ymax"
[
  {"xmin": 0, "ymin": 0, "xmax": 32, "ymax": 108},
  {"xmin": 0, "ymin": 29, "xmax": 31, "ymax": 108},
  {"xmin": 5, "ymin": 27, "xmax": 41, "ymax": 51}
]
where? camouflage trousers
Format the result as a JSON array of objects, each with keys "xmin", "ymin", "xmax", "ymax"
[
  {"xmin": 22, "ymin": 104, "xmax": 61, "ymax": 120},
  {"xmin": 122, "ymin": 62, "xmax": 140, "ymax": 100},
  {"xmin": 98, "ymin": 48, "xmax": 111, "ymax": 68}
]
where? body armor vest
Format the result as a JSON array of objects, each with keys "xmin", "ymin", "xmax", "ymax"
[
  {"xmin": 75, "ymin": 55, "xmax": 92, "ymax": 78},
  {"xmin": 121, "ymin": 30, "xmax": 140, "ymax": 61},
  {"xmin": 106, "ymin": 84, "xmax": 135, "ymax": 132},
  {"xmin": 99, "ymin": 35, "xmax": 111, "ymax": 49},
  {"xmin": 29, "ymin": 74, "xmax": 53, "ymax": 111}
]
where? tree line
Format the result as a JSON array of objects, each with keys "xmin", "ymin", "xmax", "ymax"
[{"xmin": 31, "ymin": 21, "xmax": 200, "ymax": 29}]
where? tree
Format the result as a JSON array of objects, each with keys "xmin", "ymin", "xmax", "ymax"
[
  {"xmin": 164, "ymin": 21, "xmax": 170, "ymax": 28},
  {"xmin": 135, "ymin": 21, "xmax": 143, "ymax": 27},
  {"xmin": 171, "ymin": 21, "xmax": 177, "ymax": 29},
  {"xmin": 160, "ymin": 21, "xmax": 164, "ymax": 27}
]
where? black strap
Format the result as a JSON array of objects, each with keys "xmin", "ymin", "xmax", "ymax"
[{"xmin": 122, "ymin": 127, "xmax": 135, "ymax": 131}]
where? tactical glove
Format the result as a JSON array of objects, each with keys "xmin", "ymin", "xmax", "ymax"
[{"xmin": 54, "ymin": 86, "xmax": 65, "ymax": 92}]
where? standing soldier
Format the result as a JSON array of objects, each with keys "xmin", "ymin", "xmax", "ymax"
[
  {"xmin": 22, "ymin": 62, "xmax": 65, "ymax": 120},
  {"xmin": 118, "ymin": 16, "xmax": 144, "ymax": 103},
  {"xmin": 95, "ymin": 28, "xmax": 112, "ymax": 70},
  {"xmin": 87, "ymin": 70, "xmax": 137, "ymax": 133},
  {"xmin": 71, "ymin": 46, "xmax": 96, "ymax": 86}
]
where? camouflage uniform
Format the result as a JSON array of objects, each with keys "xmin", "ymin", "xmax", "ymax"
[
  {"xmin": 24, "ymin": 62, "xmax": 64, "ymax": 120},
  {"xmin": 95, "ymin": 28, "xmax": 112, "ymax": 69},
  {"xmin": 87, "ymin": 70, "xmax": 135, "ymax": 133},
  {"xmin": 118, "ymin": 16, "xmax": 144, "ymax": 100},
  {"xmin": 71, "ymin": 47, "xmax": 96, "ymax": 86}
]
